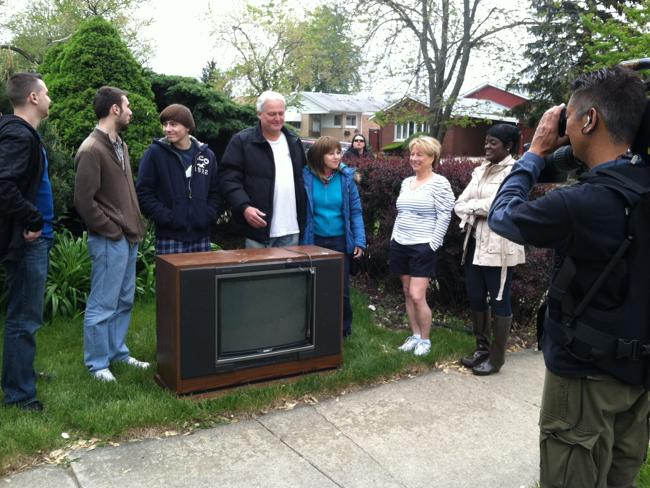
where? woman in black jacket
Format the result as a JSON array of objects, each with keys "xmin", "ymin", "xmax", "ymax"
[{"xmin": 342, "ymin": 134, "xmax": 374, "ymax": 162}]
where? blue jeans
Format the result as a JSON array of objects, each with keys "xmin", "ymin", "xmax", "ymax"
[
  {"xmin": 84, "ymin": 235, "xmax": 138, "ymax": 372},
  {"xmin": 245, "ymin": 233, "xmax": 299, "ymax": 248},
  {"xmin": 314, "ymin": 235, "xmax": 352, "ymax": 337},
  {"xmin": 2, "ymin": 236, "xmax": 53, "ymax": 405},
  {"xmin": 464, "ymin": 237, "xmax": 513, "ymax": 317}
]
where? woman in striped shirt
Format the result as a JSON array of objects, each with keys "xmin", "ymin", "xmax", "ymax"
[{"xmin": 390, "ymin": 136, "xmax": 455, "ymax": 356}]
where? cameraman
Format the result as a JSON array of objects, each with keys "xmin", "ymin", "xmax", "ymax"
[{"xmin": 488, "ymin": 66, "xmax": 650, "ymax": 487}]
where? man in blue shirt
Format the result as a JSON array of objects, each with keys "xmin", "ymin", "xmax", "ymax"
[
  {"xmin": 0, "ymin": 73, "xmax": 54, "ymax": 412},
  {"xmin": 489, "ymin": 66, "xmax": 649, "ymax": 487}
]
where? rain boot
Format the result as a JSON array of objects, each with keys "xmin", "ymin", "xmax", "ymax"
[
  {"xmin": 472, "ymin": 315, "xmax": 512, "ymax": 376},
  {"xmin": 460, "ymin": 309, "xmax": 491, "ymax": 368}
]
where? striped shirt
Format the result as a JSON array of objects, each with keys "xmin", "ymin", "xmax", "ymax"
[{"xmin": 391, "ymin": 174, "xmax": 455, "ymax": 250}]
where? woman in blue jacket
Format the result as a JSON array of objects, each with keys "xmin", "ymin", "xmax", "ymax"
[
  {"xmin": 136, "ymin": 104, "xmax": 220, "ymax": 254},
  {"xmin": 302, "ymin": 136, "xmax": 366, "ymax": 338}
]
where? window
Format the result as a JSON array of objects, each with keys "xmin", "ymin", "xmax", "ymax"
[
  {"xmin": 394, "ymin": 121, "xmax": 430, "ymax": 141},
  {"xmin": 345, "ymin": 115, "xmax": 357, "ymax": 127},
  {"xmin": 333, "ymin": 114, "xmax": 342, "ymax": 127}
]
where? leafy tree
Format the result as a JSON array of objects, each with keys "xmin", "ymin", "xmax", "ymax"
[
  {"xmin": 0, "ymin": 0, "xmax": 151, "ymax": 67},
  {"xmin": 511, "ymin": 0, "xmax": 642, "ymax": 124},
  {"xmin": 149, "ymin": 73, "xmax": 257, "ymax": 159},
  {"xmin": 356, "ymin": 0, "xmax": 530, "ymax": 142},
  {"xmin": 583, "ymin": 0, "xmax": 650, "ymax": 68},
  {"xmin": 287, "ymin": 6, "xmax": 361, "ymax": 93},
  {"xmin": 40, "ymin": 17, "xmax": 159, "ymax": 166},
  {"xmin": 210, "ymin": 0, "xmax": 362, "ymax": 96}
]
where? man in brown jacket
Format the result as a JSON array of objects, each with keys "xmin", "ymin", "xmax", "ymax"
[{"xmin": 74, "ymin": 86, "xmax": 148, "ymax": 382}]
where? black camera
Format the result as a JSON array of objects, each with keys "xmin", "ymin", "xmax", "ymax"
[{"xmin": 536, "ymin": 58, "xmax": 650, "ymax": 183}]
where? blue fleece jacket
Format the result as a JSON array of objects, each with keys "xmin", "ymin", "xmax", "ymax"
[{"xmin": 301, "ymin": 164, "xmax": 366, "ymax": 254}]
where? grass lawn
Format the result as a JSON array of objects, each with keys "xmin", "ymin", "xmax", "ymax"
[{"xmin": 0, "ymin": 289, "xmax": 473, "ymax": 474}]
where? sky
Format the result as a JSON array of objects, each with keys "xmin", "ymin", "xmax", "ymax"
[
  {"xmin": 3, "ymin": 0, "xmax": 530, "ymax": 99},
  {"xmin": 135, "ymin": 0, "xmax": 529, "ymax": 99}
]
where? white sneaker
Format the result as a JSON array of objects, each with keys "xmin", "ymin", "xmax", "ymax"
[
  {"xmin": 414, "ymin": 340, "xmax": 431, "ymax": 356},
  {"xmin": 92, "ymin": 368, "xmax": 116, "ymax": 382},
  {"xmin": 124, "ymin": 357, "xmax": 150, "ymax": 369},
  {"xmin": 398, "ymin": 336, "xmax": 421, "ymax": 352}
]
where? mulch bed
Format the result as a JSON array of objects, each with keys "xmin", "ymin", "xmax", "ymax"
[{"xmin": 352, "ymin": 274, "xmax": 539, "ymax": 351}]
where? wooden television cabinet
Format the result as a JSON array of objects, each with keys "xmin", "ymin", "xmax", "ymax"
[{"xmin": 155, "ymin": 246, "xmax": 343, "ymax": 394}]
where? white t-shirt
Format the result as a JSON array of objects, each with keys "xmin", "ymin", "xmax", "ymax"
[{"xmin": 268, "ymin": 133, "xmax": 299, "ymax": 238}]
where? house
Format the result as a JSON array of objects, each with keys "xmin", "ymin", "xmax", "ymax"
[
  {"xmin": 285, "ymin": 92, "xmax": 388, "ymax": 142},
  {"xmin": 369, "ymin": 84, "xmax": 533, "ymax": 157}
]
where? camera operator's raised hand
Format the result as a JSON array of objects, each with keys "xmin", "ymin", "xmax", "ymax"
[{"xmin": 529, "ymin": 104, "xmax": 569, "ymax": 158}]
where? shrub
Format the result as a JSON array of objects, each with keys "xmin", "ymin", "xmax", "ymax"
[
  {"xmin": 356, "ymin": 154, "xmax": 556, "ymax": 327},
  {"xmin": 44, "ymin": 229, "xmax": 91, "ymax": 318},
  {"xmin": 148, "ymin": 74, "xmax": 257, "ymax": 160},
  {"xmin": 40, "ymin": 17, "xmax": 160, "ymax": 169},
  {"xmin": 135, "ymin": 224, "xmax": 156, "ymax": 298},
  {"xmin": 42, "ymin": 225, "xmax": 158, "ymax": 319}
]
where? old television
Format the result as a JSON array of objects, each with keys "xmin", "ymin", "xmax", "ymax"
[{"xmin": 155, "ymin": 246, "xmax": 343, "ymax": 394}]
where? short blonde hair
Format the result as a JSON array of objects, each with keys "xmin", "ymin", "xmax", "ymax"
[{"xmin": 408, "ymin": 135, "xmax": 442, "ymax": 168}]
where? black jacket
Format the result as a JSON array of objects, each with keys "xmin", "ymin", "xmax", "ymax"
[
  {"xmin": 506, "ymin": 159, "xmax": 650, "ymax": 379},
  {"xmin": 0, "ymin": 115, "xmax": 45, "ymax": 262},
  {"xmin": 136, "ymin": 137, "xmax": 220, "ymax": 241},
  {"xmin": 220, "ymin": 124, "xmax": 307, "ymax": 243},
  {"xmin": 342, "ymin": 146, "xmax": 373, "ymax": 163}
]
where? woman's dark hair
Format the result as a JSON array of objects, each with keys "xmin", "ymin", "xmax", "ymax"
[
  {"xmin": 486, "ymin": 124, "xmax": 520, "ymax": 154},
  {"xmin": 350, "ymin": 133, "xmax": 371, "ymax": 155},
  {"xmin": 307, "ymin": 136, "xmax": 341, "ymax": 180}
]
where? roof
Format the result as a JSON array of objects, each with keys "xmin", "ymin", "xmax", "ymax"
[
  {"xmin": 290, "ymin": 92, "xmax": 388, "ymax": 115},
  {"xmin": 451, "ymin": 98, "xmax": 518, "ymax": 123},
  {"xmin": 371, "ymin": 94, "xmax": 518, "ymax": 124},
  {"xmin": 460, "ymin": 82, "xmax": 529, "ymax": 101}
]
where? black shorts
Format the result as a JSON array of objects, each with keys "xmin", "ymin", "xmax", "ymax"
[{"xmin": 389, "ymin": 240, "xmax": 438, "ymax": 278}]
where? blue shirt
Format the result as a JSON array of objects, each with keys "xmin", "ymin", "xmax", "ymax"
[
  {"xmin": 312, "ymin": 172, "xmax": 344, "ymax": 237},
  {"xmin": 35, "ymin": 146, "xmax": 54, "ymax": 238}
]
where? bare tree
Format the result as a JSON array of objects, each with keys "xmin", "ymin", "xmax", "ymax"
[{"xmin": 358, "ymin": 0, "xmax": 533, "ymax": 141}]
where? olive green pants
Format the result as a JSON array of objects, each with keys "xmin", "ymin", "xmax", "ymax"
[{"xmin": 539, "ymin": 369, "xmax": 650, "ymax": 488}]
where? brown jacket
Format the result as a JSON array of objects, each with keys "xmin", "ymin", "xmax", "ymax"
[{"xmin": 74, "ymin": 128, "xmax": 145, "ymax": 242}]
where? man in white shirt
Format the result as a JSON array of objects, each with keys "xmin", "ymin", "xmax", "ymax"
[{"xmin": 220, "ymin": 91, "xmax": 307, "ymax": 247}]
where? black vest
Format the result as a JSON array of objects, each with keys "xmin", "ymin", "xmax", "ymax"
[{"xmin": 546, "ymin": 162, "xmax": 650, "ymax": 387}]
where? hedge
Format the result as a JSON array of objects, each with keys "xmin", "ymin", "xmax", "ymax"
[{"xmin": 354, "ymin": 154, "xmax": 555, "ymax": 328}]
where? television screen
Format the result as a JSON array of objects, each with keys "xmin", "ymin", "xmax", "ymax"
[{"xmin": 215, "ymin": 268, "xmax": 315, "ymax": 363}]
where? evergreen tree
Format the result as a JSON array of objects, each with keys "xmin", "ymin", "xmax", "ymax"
[
  {"xmin": 149, "ymin": 74, "xmax": 257, "ymax": 159},
  {"xmin": 512, "ymin": 0, "xmax": 641, "ymax": 124},
  {"xmin": 40, "ymin": 17, "xmax": 159, "ymax": 165}
]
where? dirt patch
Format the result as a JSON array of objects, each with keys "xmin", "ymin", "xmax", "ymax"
[{"xmin": 353, "ymin": 274, "xmax": 539, "ymax": 351}]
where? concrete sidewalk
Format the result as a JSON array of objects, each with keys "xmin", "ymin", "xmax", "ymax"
[{"xmin": 2, "ymin": 350, "xmax": 545, "ymax": 488}]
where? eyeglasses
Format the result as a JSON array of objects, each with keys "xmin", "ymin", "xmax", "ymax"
[{"xmin": 353, "ymin": 139, "xmax": 365, "ymax": 143}]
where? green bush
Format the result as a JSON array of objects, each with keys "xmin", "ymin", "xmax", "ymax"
[
  {"xmin": 43, "ymin": 226, "xmax": 157, "ymax": 319},
  {"xmin": 41, "ymin": 17, "xmax": 160, "ymax": 168},
  {"xmin": 44, "ymin": 229, "xmax": 91, "ymax": 318},
  {"xmin": 148, "ymin": 74, "xmax": 257, "ymax": 160},
  {"xmin": 135, "ymin": 224, "xmax": 156, "ymax": 298},
  {"xmin": 356, "ymin": 155, "xmax": 555, "ymax": 328}
]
